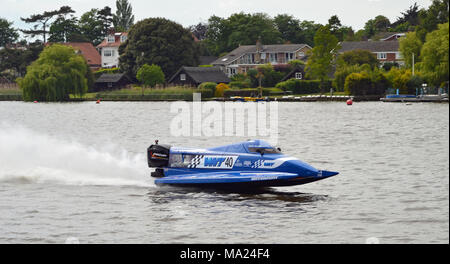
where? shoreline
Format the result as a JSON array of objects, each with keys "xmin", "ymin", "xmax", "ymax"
[{"xmin": 1, "ymin": 94, "xmax": 448, "ymax": 103}]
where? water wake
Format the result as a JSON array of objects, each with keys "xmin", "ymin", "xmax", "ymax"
[{"xmin": 0, "ymin": 123, "xmax": 153, "ymax": 187}]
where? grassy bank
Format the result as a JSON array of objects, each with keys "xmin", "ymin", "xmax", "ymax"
[
  {"xmin": 1, "ymin": 85, "xmax": 353, "ymax": 102},
  {"xmin": 70, "ymin": 86, "xmax": 214, "ymax": 101},
  {"xmin": 0, "ymin": 87, "xmax": 22, "ymax": 101}
]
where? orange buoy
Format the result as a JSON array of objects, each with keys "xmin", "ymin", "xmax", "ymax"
[{"xmin": 346, "ymin": 99, "xmax": 353, "ymax": 105}]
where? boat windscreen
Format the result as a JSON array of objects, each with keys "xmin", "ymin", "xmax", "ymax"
[{"xmin": 248, "ymin": 147, "xmax": 282, "ymax": 154}]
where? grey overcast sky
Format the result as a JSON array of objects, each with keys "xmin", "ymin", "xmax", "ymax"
[{"xmin": 2, "ymin": 0, "xmax": 432, "ymax": 34}]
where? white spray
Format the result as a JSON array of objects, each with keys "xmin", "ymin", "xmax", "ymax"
[{"xmin": 0, "ymin": 123, "xmax": 154, "ymax": 187}]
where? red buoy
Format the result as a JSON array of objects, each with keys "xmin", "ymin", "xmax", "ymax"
[
  {"xmin": 346, "ymin": 99, "xmax": 353, "ymax": 105},
  {"xmin": 96, "ymin": 99, "xmax": 101, "ymax": 104},
  {"xmin": 33, "ymin": 101, "xmax": 38, "ymax": 103}
]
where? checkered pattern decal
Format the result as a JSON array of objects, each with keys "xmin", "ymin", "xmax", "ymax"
[
  {"xmin": 251, "ymin": 159, "xmax": 264, "ymax": 168},
  {"xmin": 187, "ymin": 155, "xmax": 204, "ymax": 168}
]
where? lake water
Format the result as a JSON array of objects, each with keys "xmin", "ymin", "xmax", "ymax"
[{"xmin": 0, "ymin": 101, "xmax": 448, "ymax": 243}]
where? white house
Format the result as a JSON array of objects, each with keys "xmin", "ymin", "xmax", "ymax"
[{"xmin": 96, "ymin": 32, "xmax": 128, "ymax": 68}]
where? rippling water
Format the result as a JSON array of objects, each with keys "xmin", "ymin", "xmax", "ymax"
[{"xmin": 0, "ymin": 101, "xmax": 448, "ymax": 243}]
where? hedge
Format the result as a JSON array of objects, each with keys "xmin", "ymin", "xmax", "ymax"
[
  {"xmin": 224, "ymin": 89, "xmax": 258, "ymax": 97},
  {"xmin": 275, "ymin": 79, "xmax": 332, "ymax": 94},
  {"xmin": 93, "ymin": 68, "xmax": 120, "ymax": 79},
  {"xmin": 198, "ymin": 82, "xmax": 217, "ymax": 93},
  {"xmin": 229, "ymin": 80, "xmax": 251, "ymax": 89},
  {"xmin": 344, "ymin": 73, "xmax": 372, "ymax": 96},
  {"xmin": 96, "ymin": 88, "xmax": 213, "ymax": 100}
]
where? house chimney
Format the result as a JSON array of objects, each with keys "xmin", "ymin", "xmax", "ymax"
[{"xmin": 256, "ymin": 37, "xmax": 263, "ymax": 52}]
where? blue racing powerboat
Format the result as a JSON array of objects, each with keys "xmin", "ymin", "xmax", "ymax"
[{"xmin": 147, "ymin": 140, "xmax": 338, "ymax": 188}]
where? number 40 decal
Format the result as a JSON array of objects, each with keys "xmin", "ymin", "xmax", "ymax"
[{"xmin": 224, "ymin": 157, "xmax": 234, "ymax": 167}]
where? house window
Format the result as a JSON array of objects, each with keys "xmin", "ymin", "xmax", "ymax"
[
  {"xmin": 295, "ymin": 72, "xmax": 303, "ymax": 80},
  {"xmin": 269, "ymin": 53, "xmax": 277, "ymax": 63},
  {"xmin": 230, "ymin": 68, "xmax": 237, "ymax": 76},
  {"xmin": 107, "ymin": 35, "xmax": 115, "ymax": 43},
  {"xmin": 377, "ymin": 53, "xmax": 387, "ymax": 59},
  {"xmin": 180, "ymin": 74, "xmax": 186, "ymax": 81},
  {"xmin": 120, "ymin": 35, "xmax": 127, "ymax": 43},
  {"xmin": 107, "ymin": 82, "xmax": 113, "ymax": 88},
  {"xmin": 286, "ymin": 53, "xmax": 294, "ymax": 61},
  {"xmin": 298, "ymin": 52, "xmax": 305, "ymax": 57},
  {"xmin": 104, "ymin": 50, "xmax": 114, "ymax": 57},
  {"xmin": 396, "ymin": 52, "xmax": 403, "ymax": 59}
]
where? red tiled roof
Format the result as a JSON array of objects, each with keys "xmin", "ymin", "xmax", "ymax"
[
  {"xmin": 60, "ymin": 42, "xmax": 101, "ymax": 67},
  {"xmin": 96, "ymin": 32, "xmax": 128, "ymax": 48}
]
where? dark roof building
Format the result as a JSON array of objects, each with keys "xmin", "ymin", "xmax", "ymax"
[
  {"xmin": 198, "ymin": 56, "xmax": 218, "ymax": 66},
  {"xmin": 339, "ymin": 41, "xmax": 400, "ymax": 53},
  {"xmin": 279, "ymin": 66, "xmax": 306, "ymax": 82},
  {"xmin": 94, "ymin": 73, "xmax": 130, "ymax": 91},
  {"xmin": 168, "ymin": 66, "xmax": 231, "ymax": 86},
  {"xmin": 211, "ymin": 43, "xmax": 310, "ymax": 67},
  {"xmin": 339, "ymin": 41, "xmax": 404, "ymax": 65},
  {"xmin": 371, "ymin": 32, "xmax": 406, "ymax": 41}
]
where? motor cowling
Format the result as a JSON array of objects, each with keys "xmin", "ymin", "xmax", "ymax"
[{"xmin": 147, "ymin": 144, "xmax": 171, "ymax": 168}]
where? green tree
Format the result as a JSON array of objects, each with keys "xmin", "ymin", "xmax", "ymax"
[
  {"xmin": 136, "ymin": 64, "xmax": 165, "ymax": 90},
  {"xmin": 305, "ymin": 25, "xmax": 339, "ymax": 93},
  {"xmin": 97, "ymin": 7, "xmax": 114, "ymax": 37},
  {"xmin": 119, "ymin": 18, "xmax": 198, "ymax": 80},
  {"xmin": 327, "ymin": 15, "xmax": 354, "ymax": 41},
  {"xmin": 391, "ymin": 2, "xmax": 420, "ymax": 31},
  {"xmin": 79, "ymin": 9, "xmax": 104, "ymax": 45},
  {"xmin": 298, "ymin": 20, "xmax": 323, "ymax": 46},
  {"xmin": 189, "ymin": 22, "xmax": 208, "ymax": 41},
  {"xmin": 48, "ymin": 15, "xmax": 80, "ymax": 42},
  {"xmin": 17, "ymin": 44, "xmax": 88, "ymax": 101},
  {"xmin": 288, "ymin": 59, "xmax": 305, "ymax": 69},
  {"xmin": 399, "ymin": 31, "xmax": 423, "ymax": 68},
  {"xmin": 364, "ymin": 15, "xmax": 391, "ymax": 38},
  {"xmin": 0, "ymin": 18, "xmax": 19, "ymax": 47},
  {"xmin": 419, "ymin": 22, "xmax": 449, "ymax": 87},
  {"xmin": 337, "ymin": 49, "xmax": 379, "ymax": 68},
  {"xmin": 206, "ymin": 13, "xmax": 282, "ymax": 56},
  {"xmin": 0, "ymin": 42, "xmax": 43, "ymax": 76},
  {"xmin": 256, "ymin": 64, "xmax": 284, "ymax": 87},
  {"xmin": 344, "ymin": 72, "xmax": 372, "ymax": 95},
  {"xmin": 274, "ymin": 14, "xmax": 302, "ymax": 43},
  {"xmin": 112, "ymin": 0, "xmax": 135, "ymax": 32},
  {"xmin": 385, "ymin": 68, "xmax": 415, "ymax": 94},
  {"xmin": 328, "ymin": 15, "xmax": 342, "ymax": 33},
  {"xmin": 20, "ymin": 6, "xmax": 75, "ymax": 42},
  {"xmin": 416, "ymin": 0, "xmax": 449, "ymax": 42}
]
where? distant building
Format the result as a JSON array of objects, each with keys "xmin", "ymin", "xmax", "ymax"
[
  {"xmin": 96, "ymin": 32, "xmax": 128, "ymax": 68},
  {"xmin": 58, "ymin": 42, "xmax": 102, "ymax": 71},
  {"xmin": 339, "ymin": 41, "xmax": 404, "ymax": 66},
  {"xmin": 94, "ymin": 73, "xmax": 130, "ymax": 91},
  {"xmin": 211, "ymin": 40, "xmax": 311, "ymax": 77},
  {"xmin": 371, "ymin": 32, "xmax": 406, "ymax": 41},
  {"xmin": 168, "ymin": 66, "xmax": 231, "ymax": 87},
  {"xmin": 198, "ymin": 56, "xmax": 218, "ymax": 66},
  {"xmin": 3, "ymin": 43, "xmax": 28, "ymax": 50},
  {"xmin": 279, "ymin": 65, "xmax": 306, "ymax": 82}
]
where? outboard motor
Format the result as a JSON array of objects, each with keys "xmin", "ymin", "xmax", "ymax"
[{"xmin": 147, "ymin": 140, "xmax": 171, "ymax": 177}]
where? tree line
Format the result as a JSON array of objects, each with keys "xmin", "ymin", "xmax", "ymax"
[{"xmin": 0, "ymin": 0, "xmax": 448, "ymax": 101}]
